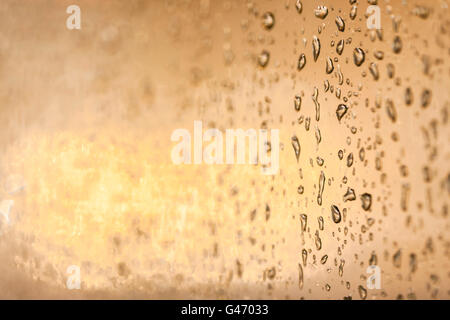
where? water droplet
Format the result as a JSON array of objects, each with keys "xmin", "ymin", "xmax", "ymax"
[
  {"xmin": 409, "ymin": 253, "xmax": 417, "ymax": 273},
  {"xmin": 393, "ymin": 249, "xmax": 402, "ymax": 268},
  {"xmin": 297, "ymin": 185, "xmax": 304, "ymax": 194},
  {"xmin": 369, "ymin": 62, "xmax": 379, "ymax": 80},
  {"xmin": 421, "ymin": 89, "xmax": 431, "ymax": 108},
  {"xmin": 353, "ymin": 48, "xmax": 365, "ymax": 66},
  {"xmin": 413, "ymin": 6, "xmax": 430, "ymax": 19},
  {"xmin": 374, "ymin": 50, "xmax": 384, "ymax": 60},
  {"xmin": 320, "ymin": 255, "xmax": 328, "ymax": 264},
  {"xmin": 350, "ymin": 5, "xmax": 357, "ymax": 20},
  {"xmin": 315, "ymin": 127, "xmax": 322, "ymax": 145},
  {"xmin": 346, "ymin": 153, "xmax": 354, "ymax": 167},
  {"xmin": 343, "ymin": 187, "xmax": 356, "ymax": 202},
  {"xmin": 393, "ymin": 36, "xmax": 402, "ymax": 54},
  {"xmin": 295, "ymin": 0, "xmax": 303, "ymax": 14},
  {"xmin": 331, "ymin": 205, "xmax": 342, "ymax": 223},
  {"xmin": 360, "ymin": 193, "xmax": 372, "ymax": 211},
  {"xmin": 294, "ymin": 95, "xmax": 302, "ymax": 111},
  {"xmin": 358, "ymin": 285, "xmax": 367, "ymax": 300},
  {"xmin": 298, "ymin": 264, "xmax": 304, "ymax": 289},
  {"xmin": 300, "ymin": 214, "xmax": 307, "ymax": 232},
  {"xmin": 338, "ymin": 259, "xmax": 345, "ymax": 277},
  {"xmin": 317, "ymin": 171, "xmax": 325, "ymax": 206},
  {"xmin": 335, "ymin": 16, "xmax": 345, "ymax": 32},
  {"xmin": 324, "ymin": 79, "xmax": 330, "ymax": 92},
  {"xmin": 314, "ymin": 6, "xmax": 328, "ymax": 19},
  {"xmin": 297, "ymin": 53, "xmax": 306, "ymax": 70},
  {"xmin": 336, "ymin": 39, "xmax": 344, "ymax": 55},
  {"xmin": 302, "ymin": 249, "xmax": 308, "ymax": 266},
  {"xmin": 316, "ymin": 157, "xmax": 324, "ymax": 166},
  {"xmin": 318, "ymin": 216, "xmax": 324, "ymax": 230},
  {"xmin": 387, "ymin": 63, "xmax": 395, "ymax": 78},
  {"xmin": 386, "ymin": 99, "xmax": 397, "ymax": 122},
  {"xmin": 258, "ymin": 50, "xmax": 270, "ymax": 67},
  {"xmin": 312, "ymin": 36, "xmax": 321, "ymax": 62},
  {"xmin": 312, "ymin": 87, "xmax": 320, "ymax": 121},
  {"xmin": 262, "ymin": 12, "xmax": 275, "ymax": 30},
  {"xmin": 291, "ymin": 136, "xmax": 301, "ymax": 162},
  {"xmin": 336, "ymin": 104, "xmax": 348, "ymax": 121},
  {"xmin": 405, "ymin": 87, "xmax": 413, "ymax": 106},
  {"xmin": 315, "ymin": 231, "xmax": 322, "ymax": 250},
  {"xmin": 326, "ymin": 57, "xmax": 334, "ymax": 74},
  {"xmin": 369, "ymin": 252, "xmax": 378, "ymax": 265}
]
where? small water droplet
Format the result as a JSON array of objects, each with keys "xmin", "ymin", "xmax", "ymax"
[
  {"xmin": 312, "ymin": 87, "xmax": 321, "ymax": 121},
  {"xmin": 358, "ymin": 285, "xmax": 367, "ymax": 300},
  {"xmin": 369, "ymin": 62, "xmax": 379, "ymax": 80},
  {"xmin": 314, "ymin": 6, "xmax": 328, "ymax": 19},
  {"xmin": 393, "ymin": 36, "xmax": 402, "ymax": 54},
  {"xmin": 387, "ymin": 63, "xmax": 395, "ymax": 78},
  {"xmin": 360, "ymin": 193, "xmax": 372, "ymax": 211},
  {"xmin": 298, "ymin": 264, "xmax": 304, "ymax": 289},
  {"xmin": 386, "ymin": 99, "xmax": 397, "ymax": 122},
  {"xmin": 421, "ymin": 89, "xmax": 431, "ymax": 108},
  {"xmin": 300, "ymin": 214, "xmax": 307, "ymax": 232},
  {"xmin": 295, "ymin": 0, "xmax": 303, "ymax": 13},
  {"xmin": 294, "ymin": 95, "xmax": 302, "ymax": 111},
  {"xmin": 302, "ymin": 249, "xmax": 308, "ymax": 266},
  {"xmin": 335, "ymin": 16, "xmax": 345, "ymax": 32},
  {"xmin": 350, "ymin": 5, "xmax": 357, "ymax": 20},
  {"xmin": 297, "ymin": 53, "xmax": 306, "ymax": 70},
  {"xmin": 317, "ymin": 171, "xmax": 325, "ymax": 206},
  {"xmin": 343, "ymin": 187, "xmax": 356, "ymax": 202},
  {"xmin": 258, "ymin": 50, "xmax": 270, "ymax": 67},
  {"xmin": 331, "ymin": 205, "xmax": 342, "ymax": 223},
  {"xmin": 336, "ymin": 39, "xmax": 344, "ymax": 55},
  {"xmin": 405, "ymin": 87, "xmax": 413, "ymax": 106},
  {"xmin": 347, "ymin": 153, "xmax": 354, "ymax": 167},
  {"xmin": 326, "ymin": 57, "xmax": 334, "ymax": 74},
  {"xmin": 353, "ymin": 48, "xmax": 365, "ymax": 66},
  {"xmin": 312, "ymin": 36, "xmax": 321, "ymax": 62},
  {"xmin": 336, "ymin": 104, "xmax": 348, "ymax": 121},
  {"xmin": 291, "ymin": 136, "xmax": 301, "ymax": 162},
  {"xmin": 262, "ymin": 12, "xmax": 275, "ymax": 30}
]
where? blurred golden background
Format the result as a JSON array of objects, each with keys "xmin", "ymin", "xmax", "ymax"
[{"xmin": 0, "ymin": 0, "xmax": 448, "ymax": 299}]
